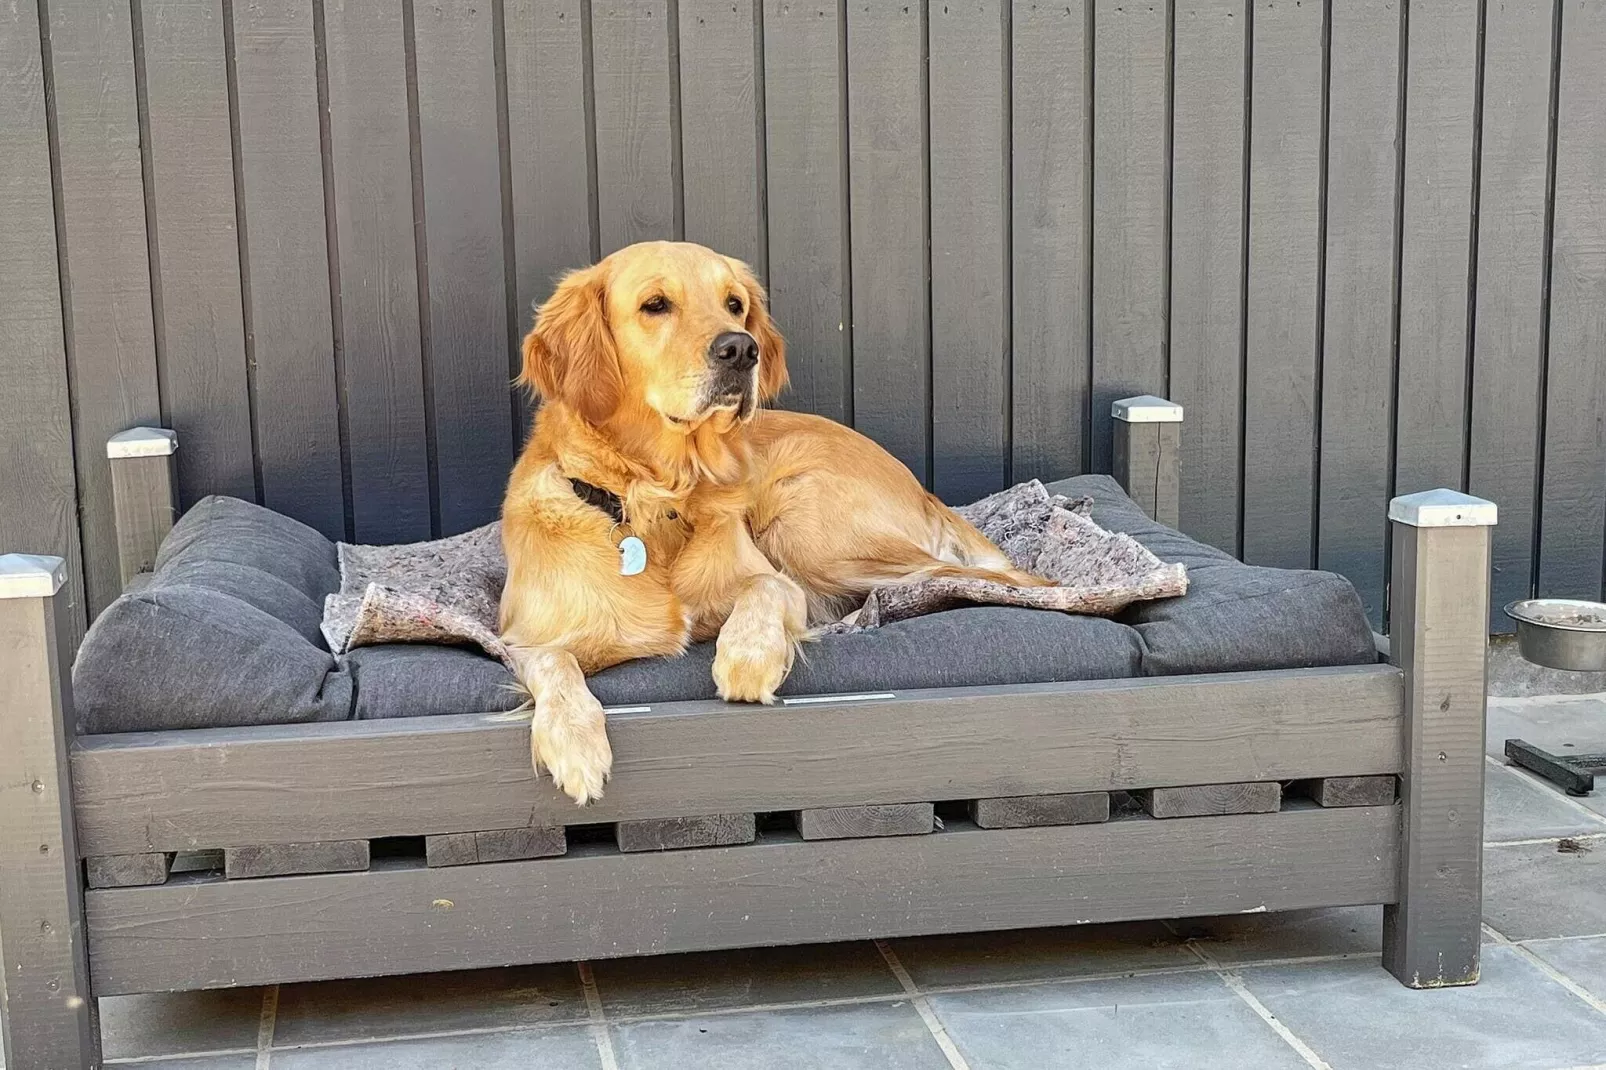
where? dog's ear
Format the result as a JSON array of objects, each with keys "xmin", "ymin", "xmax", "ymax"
[
  {"xmin": 520, "ymin": 265, "xmax": 623, "ymax": 424},
  {"xmin": 731, "ymin": 260, "xmax": 788, "ymax": 401}
]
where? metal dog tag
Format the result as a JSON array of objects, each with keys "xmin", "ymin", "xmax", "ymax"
[{"xmin": 619, "ymin": 535, "xmax": 648, "ymax": 576}]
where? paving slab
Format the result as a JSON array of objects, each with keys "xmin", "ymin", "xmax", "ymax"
[
  {"xmin": 887, "ymin": 921, "xmax": 1195, "ymax": 989},
  {"xmin": 98, "ymin": 987, "xmax": 265, "ymax": 1060},
  {"xmin": 1171, "ymin": 906, "xmax": 1383, "ymax": 964},
  {"xmin": 1524, "ymin": 935, "xmax": 1606, "ymax": 1004},
  {"xmin": 1484, "ymin": 840, "xmax": 1606, "ymax": 940},
  {"xmin": 1483, "ymin": 760, "xmax": 1606, "ymax": 842},
  {"xmin": 269, "ymin": 1025, "xmax": 602, "ymax": 1069},
  {"xmin": 610, "ymin": 1001, "xmax": 948, "ymax": 1070}
]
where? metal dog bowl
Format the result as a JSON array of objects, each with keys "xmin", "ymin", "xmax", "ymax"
[{"xmin": 1505, "ymin": 598, "xmax": 1606, "ymax": 672}]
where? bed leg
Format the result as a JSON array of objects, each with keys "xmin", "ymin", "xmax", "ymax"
[
  {"xmin": 1110, "ymin": 395, "xmax": 1182, "ymax": 527},
  {"xmin": 0, "ymin": 554, "xmax": 102, "ymax": 1069},
  {"xmin": 107, "ymin": 427, "xmax": 179, "ymax": 588},
  {"xmin": 1382, "ymin": 490, "xmax": 1496, "ymax": 989}
]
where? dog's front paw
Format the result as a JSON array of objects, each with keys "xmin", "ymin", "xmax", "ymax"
[
  {"xmin": 713, "ymin": 620, "xmax": 793, "ymax": 704},
  {"xmin": 530, "ymin": 686, "xmax": 612, "ymax": 805}
]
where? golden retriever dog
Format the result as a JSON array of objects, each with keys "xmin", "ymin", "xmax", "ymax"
[{"xmin": 501, "ymin": 240, "xmax": 1046, "ymax": 804}]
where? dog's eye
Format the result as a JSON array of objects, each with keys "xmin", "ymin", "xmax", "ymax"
[
  {"xmin": 726, "ymin": 296, "xmax": 744, "ymax": 317},
  {"xmin": 640, "ymin": 295, "xmax": 671, "ymax": 315}
]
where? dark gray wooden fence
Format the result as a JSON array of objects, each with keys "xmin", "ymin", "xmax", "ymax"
[{"xmin": 3, "ymin": 0, "xmax": 1603, "ymax": 645}]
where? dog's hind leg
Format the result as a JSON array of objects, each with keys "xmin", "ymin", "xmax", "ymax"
[{"xmin": 506, "ymin": 644, "xmax": 613, "ymax": 806}]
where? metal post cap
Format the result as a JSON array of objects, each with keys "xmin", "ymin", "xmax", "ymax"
[
  {"xmin": 1387, "ymin": 489, "xmax": 1498, "ymax": 528},
  {"xmin": 0, "ymin": 553, "xmax": 68, "ymax": 598},
  {"xmin": 107, "ymin": 427, "xmax": 179, "ymax": 459},
  {"xmin": 1110, "ymin": 396, "xmax": 1183, "ymax": 423}
]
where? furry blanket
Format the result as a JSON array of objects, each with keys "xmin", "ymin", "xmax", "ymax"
[{"xmin": 320, "ymin": 480, "xmax": 1188, "ymax": 670}]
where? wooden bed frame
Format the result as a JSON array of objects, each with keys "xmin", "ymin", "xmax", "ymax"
[{"xmin": 0, "ymin": 397, "xmax": 1496, "ymax": 1070}]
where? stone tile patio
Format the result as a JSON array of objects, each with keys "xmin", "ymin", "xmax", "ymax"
[{"xmin": 7, "ymin": 694, "xmax": 1606, "ymax": 1069}]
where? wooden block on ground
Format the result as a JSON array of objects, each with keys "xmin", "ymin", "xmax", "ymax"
[
  {"xmin": 426, "ymin": 826, "xmax": 567, "ymax": 867},
  {"xmin": 224, "ymin": 840, "xmax": 370, "ymax": 879},
  {"xmin": 616, "ymin": 814, "xmax": 756, "ymax": 853},
  {"xmin": 1299, "ymin": 776, "xmax": 1397, "ymax": 808},
  {"xmin": 797, "ymin": 803, "xmax": 935, "ymax": 841},
  {"xmin": 87, "ymin": 852, "xmax": 174, "ymax": 889},
  {"xmin": 1135, "ymin": 782, "xmax": 1282, "ymax": 819},
  {"xmin": 969, "ymin": 793, "xmax": 1111, "ymax": 829}
]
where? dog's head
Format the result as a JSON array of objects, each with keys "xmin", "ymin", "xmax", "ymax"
[{"xmin": 520, "ymin": 241, "xmax": 787, "ymax": 431}]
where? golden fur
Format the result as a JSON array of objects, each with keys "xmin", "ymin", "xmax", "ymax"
[{"xmin": 501, "ymin": 241, "xmax": 1044, "ymax": 803}]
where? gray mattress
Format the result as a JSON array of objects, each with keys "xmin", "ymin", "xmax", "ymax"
[{"xmin": 71, "ymin": 475, "xmax": 1378, "ymax": 733}]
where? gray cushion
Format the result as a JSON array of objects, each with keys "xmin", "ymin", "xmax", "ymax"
[{"xmin": 73, "ymin": 479, "xmax": 1377, "ymax": 733}]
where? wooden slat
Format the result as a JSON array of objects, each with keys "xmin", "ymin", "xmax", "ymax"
[
  {"xmin": 1113, "ymin": 420, "xmax": 1182, "ymax": 528},
  {"xmin": 0, "ymin": 0, "xmax": 85, "ymax": 642},
  {"xmin": 796, "ymin": 803, "xmax": 933, "ymax": 841},
  {"xmin": 616, "ymin": 813, "xmax": 756, "ymax": 853},
  {"xmin": 412, "ymin": 0, "xmax": 513, "ymax": 534},
  {"xmin": 48, "ymin": 0, "xmax": 163, "ymax": 616},
  {"xmin": 1382, "ymin": 521, "xmax": 1490, "ymax": 988},
  {"xmin": 87, "ymin": 805, "xmax": 1401, "ymax": 995},
  {"xmin": 1241, "ymin": 0, "xmax": 1323, "ymax": 570},
  {"xmin": 1169, "ymin": 0, "xmax": 1245, "ymax": 554},
  {"xmin": 1392, "ymin": 0, "xmax": 1478, "ymax": 498},
  {"xmin": 679, "ymin": 0, "xmax": 762, "ymax": 268},
  {"xmin": 1467, "ymin": 0, "xmax": 1554, "ymax": 630},
  {"xmin": 929, "ymin": 0, "xmax": 1007, "ymax": 504},
  {"xmin": 1135, "ymin": 782, "xmax": 1281, "ymax": 819},
  {"xmin": 425, "ymin": 826, "xmax": 566, "ymax": 867},
  {"xmin": 1010, "ymin": 0, "xmax": 1089, "ymax": 484},
  {"xmin": 763, "ymin": 0, "xmax": 848, "ymax": 423},
  {"xmin": 322, "ymin": 0, "xmax": 432, "ymax": 543},
  {"xmin": 1316, "ymin": 0, "xmax": 1402, "ymax": 628},
  {"xmin": 71, "ymin": 666, "xmax": 1405, "ymax": 856},
  {"xmin": 1300, "ymin": 776, "xmax": 1397, "ymax": 809},
  {"xmin": 87, "ymin": 853, "xmax": 174, "ymax": 890},
  {"xmin": 592, "ymin": 0, "xmax": 676, "ymax": 252},
  {"xmin": 1090, "ymin": 0, "xmax": 1167, "ymax": 474},
  {"xmin": 140, "ymin": 0, "xmax": 256, "ymax": 508},
  {"xmin": 109, "ymin": 453, "xmax": 178, "ymax": 586},
  {"xmin": 846, "ymin": 0, "xmax": 927, "ymax": 481},
  {"xmin": 1538, "ymin": 1, "xmax": 1606, "ymax": 602},
  {"xmin": 231, "ymin": 0, "xmax": 345, "ymax": 539},
  {"xmin": 504, "ymin": 0, "xmax": 593, "ymax": 442},
  {"xmin": 970, "ymin": 792, "xmax": 1110, "ymax": 830},
  {"xmin": 0, "ymin": 585, "xmax": 100, "ymax": 1063},
  {"xmin": 223, "ymin": 840, "xmax": 370, "ymax": 880}
]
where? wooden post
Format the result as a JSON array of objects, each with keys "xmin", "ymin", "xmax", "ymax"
[
  {"xmin": 1111, "ymin": 395, "xmax": 1182, "ymax": 526},
  {"xmin": 1382, "ymin": 489, "xmax": 1496, "ymax": 989},
  {"xmin": 107, "ymin": 427, "xmax": 178, "ymax": 588},
  {"xmin": 0, "ymin": 554, "xmax": 102, "ymax": 1069}
]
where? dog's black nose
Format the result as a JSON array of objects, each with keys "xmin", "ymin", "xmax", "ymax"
[{"xmin": 709, "ymin": 331, "xmax": 758, "ymax": 372}]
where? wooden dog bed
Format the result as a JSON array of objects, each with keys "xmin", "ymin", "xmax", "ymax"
[{"xmin": 0, "ymin": 397, "xmax": 1496, "ymax": 1069}]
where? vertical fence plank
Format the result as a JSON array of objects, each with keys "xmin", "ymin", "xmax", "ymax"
[
  {"xmin": 1010, "ymin": 0, "xmax": 1089, "ymax": 484},
  {"xmin": 680, "ymin": 0, "xmax": 762, "ymax": 269},
  {"xmin": 930, "ymin": 0, "xmax": 1007, "ymax": 504},
  {"xmin": 593, "ymin": 0, "xmax": 676, "ymax": 252},
  {"xmin": 1539, "ymin": 0, "xmax": 1606, "ymax": 601},
  {"xmin": 0, "ymin": 0, "xmax": 86, "ymax": 643},
  {"xmin": 1169, "ymin": 0, "xmax": 1245, "ymax": 554},
  {"xmin": 1318, "ymin": 0, "xmax": 1401, "ymax": 628},
  {"xmin": 1241, "ymin": 0, "xmax": 1324, "ymax": 569},
  {"xmin": 232, "ymin": 0, "xmax": 345, "ymax": 540},
  {"xmin": 412, "ymin": 0, "xmax": 513, "ymax": 534},
  {"xmin": 1392, "ymin": 0, "xmax": 1478, "ymax": 497},
  {"xmin": 323, "ymin": 0, "xmax": 432, "ymax": 544},
  {"xmin": 763, "ymin": 0, "xmax": 848, "ymax": 423},
  {"xmin": 846, "ymin": 1, "xmax": 928, "ymax": 481},
  {"xmin": 1090, "ymin": 0, "xmax": 1167, "ymax": 475},
  {"xmin": 1468, "ymin": 0, "xmax": 1555, "ymax": 629},
  {"xmin": 505, "ymin": 0, "xmax": 593, "ymax": 446},
  {"xmin": 139, "ymin": 0, "xmax": 256, "ymax": 510},
  {"xmin": 47, "ymin": 0, "xmax": 163, "ymax": 616}
]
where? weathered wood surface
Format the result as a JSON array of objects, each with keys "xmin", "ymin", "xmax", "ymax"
[
  {"xmin": 1113, "ymin": 419, "xmax": 1182, "ymax": 528},
  {"xmin": 86, "ymin": 805, "xmax": 1402, "ymax": 995},
  {"xmin": 1135, "ymin": 782, "xmax": 1282, "ymax": 820},
  {"xmin": 223, "ymin": 840, "xmax": 370, "ymax": 880},
  {"xmin": 1382, "ymin": 504, "xmax": 1492, "ymax": 989},
  {"xmin": 1301, "ymin": 776, "xmax": 1398, "ymax": 809},
  {"xmin": 72, "ymin": 666, "xmax": 1405, "ymax": 856},
  {"xmin": 616, "ymin": 814, "xmax": 756, "ymax": 853},
  {"xmin": 109, "ymin": 450, "xmax": 178, "ymax": 587},
  {"xmin": 969, "ymin": 793, "xmax": 1111, "ymax": 830},
  {"xmin": 797, "ymin": 803, "xmax": 934, "ymax": 841},
  {"xmin": 426, "ymin": 827, "xmax": 567, "ymax": 868},
  {"xmin": 87, "ymin": 853, "xmax": 173, "ymax": 890},
  {"xmin": 0, "ymin": 570, "xmax": 101, "ymax": 1066}
]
